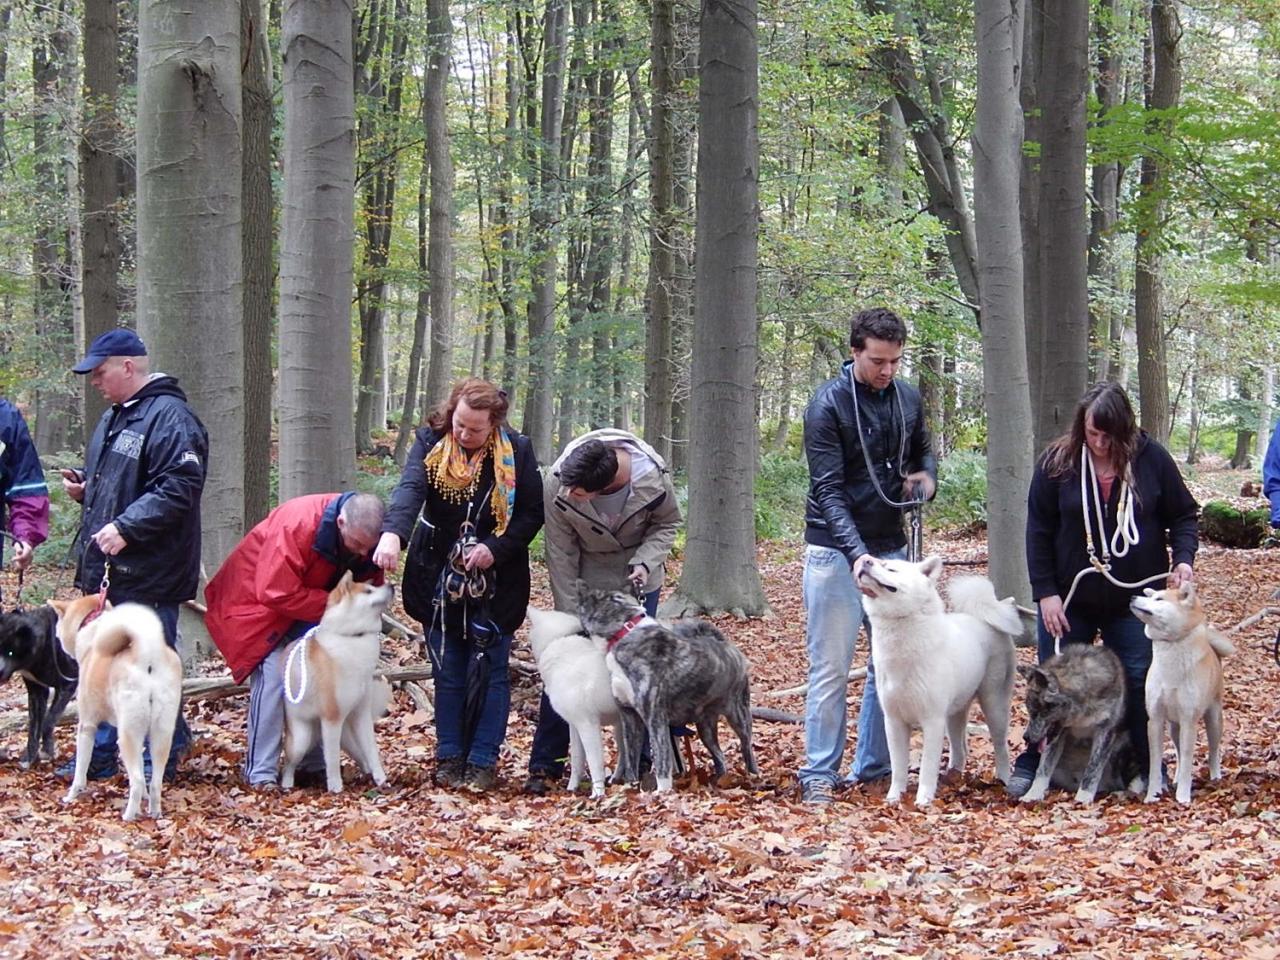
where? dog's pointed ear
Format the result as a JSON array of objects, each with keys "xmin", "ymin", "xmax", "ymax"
[
  {"xmin": 1142, "ymin": 587, "xmax": 1157, "ymax": 598},
  {"xmin": 1178, "ymin": 580, "xmax": 1197, "ymax": 603},
  {"xmin": 339, "ymin": 570, "xmax": 354, "ymax": 588},
  {"xmin": 919, "ymin": 555, "xmax": 943, "ymax": 582},
  {"xmin": 47, "ymin": 600, "xmax": 67, "ymax": 617}
]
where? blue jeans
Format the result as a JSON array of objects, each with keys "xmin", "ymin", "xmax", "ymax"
[
  {"xmin": 90, "ymin": 601, "xmax": 191, "ymax": 771},
  {"xmin": 1013, "ymin": 607, "xmax": 1153, "ymax": 774},
  {"xmin": 799, "ymin": 544, "xmax": 906, "ymax": 786},
  {"xmin": 428, "ymin": 624, "xmax": 512, "ymax": 769},
  {"xmin": 528, "ymin": 590, "xmax": 660, "ymax": 777}
]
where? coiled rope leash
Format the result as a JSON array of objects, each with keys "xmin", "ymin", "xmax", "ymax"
[
  {"xmin": 1055, "ymin": 445, "xmax": 1169, "ymax": 654},
  {"xmin": 284, "ymin": 626, "xmax": 319, "ymax": 705}
]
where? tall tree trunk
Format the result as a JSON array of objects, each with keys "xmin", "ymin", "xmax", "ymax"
[
  {"xmin": 644, "ymin": 0, "xmax": 676, "ymax": 462},
  {"xmin": 671, "ymin": 0, "xmax": 765, "ymax": 618},
  {"xmin": 1019, "ymin": 0, "xmax": 1042, "ymax": 428},
  {"xmin": 974, "ymin": 0, "xmax": 1033, "ymax": 606},
  {"xmin": 354, "ymin": 0, "xmax": 409, "ymax": 453},
  {"xmin": 279, "ymin": 0, "xmax": 357, "ymax": 497},
  {"xmin": 524, "ymin": 0, "xmax": 568, "ymax": 460},
  {"xmin": 137, "ymin": 0, "xmax": 243, "ymax": 571},
  {"xmin": 0, "ymin": 3, "xmax": 10, "ymax": 159},
  {"xmin": 395, "ymin": 158, "xmax": 429, "ymax": 465},
  {"xmin": 80, "ymin": 0, "xmax": 122, "ymax": 446},
  {"xmin": 1088, "ymin": 0, "xmax": 1121, "ymax": 382},
  {"xmin": 1033, "ymin": 0, "xmax": 1089, "ymax": 450},
  {"xmin": 421, "ymin": 0, "xmax": 455, "ymax": 411},
  {"xmin": 242, "ymin": 0, "xmax": 273, "ymax": 529},
  {"xmin": 1134, "ymin": 0, "xmax": 1181, "ymax": 444},
  {"xmin": 584, "ymin": 0, "xmax": 618, "ymax": 435}
]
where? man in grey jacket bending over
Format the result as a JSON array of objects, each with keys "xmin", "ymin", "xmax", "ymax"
[{"xmin": 523, "ymin": 429, "xmax": 682, "ymax": 795}]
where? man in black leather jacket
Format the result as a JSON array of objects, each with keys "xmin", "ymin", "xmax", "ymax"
[{"xmin": 797, "ymin": 307, "xmax": 937, "ymax": 804}]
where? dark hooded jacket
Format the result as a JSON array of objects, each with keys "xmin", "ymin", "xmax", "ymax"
[
  {"xmin": 384, "ymin": 425, "xmax": 544, "ymax": 633},
  {"xmin": 1026, "ymin": 431, "xmax": 1198, "ymax": 616},
  {"xmin": 74, "ymin": 375, "xmax": 208, "ymax": 603},
  {"xmin": 803, "ymin": 362, "xmax": 936, "ymax": 565}
]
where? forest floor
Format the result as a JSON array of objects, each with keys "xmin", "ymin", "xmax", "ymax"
[{"xmin": 2, "ymin": 469, "xmax": 1280, "ymax": 958}]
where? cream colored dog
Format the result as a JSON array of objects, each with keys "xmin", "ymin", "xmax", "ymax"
[
  {"xmin": 280, "ymin": 572, "xmax": 394, "ymax": 793},
  {"xmin": 51, "ymin": 596, "xmax": 183, "ymax": 822},
  {"xmin": 1130, "ymin": 583, "xmax": 1234, "ymax": 804}
]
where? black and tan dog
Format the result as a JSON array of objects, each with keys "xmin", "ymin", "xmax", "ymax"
[{"xmin": 0, "ymin": 605, "xmax": 79, "ymax": 768}]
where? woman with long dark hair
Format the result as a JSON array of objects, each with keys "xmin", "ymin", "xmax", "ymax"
[
  {"xmin": 1006, "ymin": 381, "xmax": 1198, "ymax": 798},
  {"xmin": 374, "ymin": 378, "xmax": 544, "ymax": 792}
]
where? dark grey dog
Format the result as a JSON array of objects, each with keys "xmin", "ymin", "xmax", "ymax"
[
  {"xmin": 575, "ymin": 584, "xmax": 758, "ymax": 792},
  {"xmin": 1018, "ymin": 644, "xmax": 1139, "ymax": 803},
  {"xmin": 0, "ymin": 606, "xmax": 79, "ymax": 768}
]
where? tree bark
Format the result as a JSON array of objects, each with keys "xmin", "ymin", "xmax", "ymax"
[
  {"xmin": 973, "ymin": 0, "xmax": 1033, "ymax": 606},
  {"xmin": 1088, "ymin": 0, "xmax": 1122, "ymax": 382},
  {"xmin": 524, "ymin": 0, "xmax": 568, "ymax": 461},
  {"xmin": 137, "ymin": 0, "xmax": 244, "ymax": 572},
  {"xmin": 80, "ymin": 0, "xmax": 122, "ymax": 446},
  {"xmin": 1134, "ymin": 0, "xmax": 1181, "ymax": 444},
  {"xmin": 421, "ymin": 0, "xmax": 456, "ymax": 414},
  {"xmin": 670, "ymin": 0, "xmax": 766, "ymax": 618},
  {"xmin": 1032, "ymin": 0, "xmax": 1089, "ymax": 451},
  {"xmin": 279, "ymin": 0, "xmax": 357, "ymax": 497},
  {"xmin": 241, "ymin": 0, "xmax": 273, "ymax": 530}
]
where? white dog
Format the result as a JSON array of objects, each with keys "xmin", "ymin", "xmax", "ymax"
[
  {"xmin": 280, "ymin": 572, "xmax": 394, "ymax": 793},
  {"xmin": 527, "ymin": 606, "xmax": 628, "ymax": 797},
  {"xmin": 856, "ymin": 555, "xmax": 1020, "ymax": 806},
  {"xmin": 51, "ymin": 596, "xmax": 182, "ymax": 822},
  {"xmin": 1130, "ymin": 582, "xmax": 1234, "ymax": 804}
]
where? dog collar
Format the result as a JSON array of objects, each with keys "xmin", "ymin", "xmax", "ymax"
[{"xmin": 607, "ymin": 613, "xmax": 647, "ymax": 651}]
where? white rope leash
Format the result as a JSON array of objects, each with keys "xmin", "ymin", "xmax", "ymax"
[
  {"xmin": 284, "ymin": 626, "xmax": 319, "ymax": 705},
  {"xmin": 1055, "ymin": 446, "xmax": 1169, "ymax": 654}
]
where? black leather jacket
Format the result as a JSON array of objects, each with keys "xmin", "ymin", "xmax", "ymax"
[{"xmin": 803, "ymin": 362, "xmax": 936, "ymax": 564}]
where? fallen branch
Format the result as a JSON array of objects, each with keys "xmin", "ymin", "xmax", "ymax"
[
  {"xmin": 750, "ymin": 706, "xmax": 802, "ymax": 724},
  {"xmin": 1223, "ymin": 605, "xmax": 1280, "ymax": 636},
  {"xmin": 767, "ymin": 667, "xmax": 867, "ymax": 699}
]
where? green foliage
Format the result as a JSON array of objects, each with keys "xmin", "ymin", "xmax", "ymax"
[
  {"xmin": 1201, "ymin": 500, "xmax": 1268, "ymax": 548},
  {"xmin": 928, "ymin": 450, "xmax": 987, "ymax": 533},
  {"xmin": 754, "ymin": 453, "xmax": 811, "ymax": 542}
]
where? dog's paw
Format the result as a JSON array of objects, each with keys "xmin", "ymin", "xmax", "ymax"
[
  {"xmin": 1175, "ymin": 790, "xmax": 1192, "ymax": 804},
  {"xmin": 1019, "ymin": 787, "xmax": 1047, "ymax": 804},
  {"xmin": 1143, "ymin": 791, "xmax": 1161, "ymax": 804},
  {"xmin": 1074, "ymin": 788, "xmax": 1097, "ymax": 805},
  {"xmin": 62, "ymin": 787, "xmax": 81, "ymax": 804}
]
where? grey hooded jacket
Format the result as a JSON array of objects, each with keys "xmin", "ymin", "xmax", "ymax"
[{"xmin": 544, "ymin": 428, "xmax": 682, "ymax": 612}]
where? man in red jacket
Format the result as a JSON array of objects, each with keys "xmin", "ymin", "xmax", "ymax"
[{"xmin": 206, "ymin": 492, "xmax": 386, "ymax": 791}]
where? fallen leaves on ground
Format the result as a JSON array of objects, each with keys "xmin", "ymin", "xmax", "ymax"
[{"xmin": 2, "ymin": 528, "xmax": 1280, "ymax": 958}]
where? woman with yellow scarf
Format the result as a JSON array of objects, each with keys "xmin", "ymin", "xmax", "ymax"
[{"xmin": 374, "ymin": 378, "xmax": 544, "ymax": 792}]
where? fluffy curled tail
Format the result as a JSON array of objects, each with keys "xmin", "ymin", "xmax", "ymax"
[
  {"xmin": 90, "ymin": 603, "xmax": 171, "ymax": 661},
  {"xmin": 947, "ymin": 576, "xmax": 1023, "ymax": 637}
]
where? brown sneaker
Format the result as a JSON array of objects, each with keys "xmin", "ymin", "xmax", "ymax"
[
  {"xmin": 435, "ymin": 757, "xmax": 466, "ymax": 787},
  {"xmin": 464, "ymin": 763, "xmax": 498, "ymax": 792}
]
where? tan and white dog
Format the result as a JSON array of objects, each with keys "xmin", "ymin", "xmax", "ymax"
[
  {"xmin": 1130, "ymin": 583, "xmax": 1234, "ymax": 804},
  {"xmin": 280, "ymin": 572, "xmax": 394, "ymax": 793},
  {"xmin": 527, "ymin": 606, "xmax": 629, "ymax": 797},
  {"xmin": 856, "ymin": 555, "xmax": 1020, "ymax": 806},
  {"xmin": 51, "ymin": 596, "xmax": 183, "ymax": 822}
]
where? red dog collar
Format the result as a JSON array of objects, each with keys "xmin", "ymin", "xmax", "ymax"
[{"xmin": 607, "ymin": 613, "xmax": 647, "ymax": 651}]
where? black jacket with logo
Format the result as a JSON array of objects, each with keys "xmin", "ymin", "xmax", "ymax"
[
  {"xmin": 74, "ymin": 376, "xmax": 208, "ymax": 603},
  {"xmin": 803, "ymin": 362, "xmax": 936, "ymax": 565}
]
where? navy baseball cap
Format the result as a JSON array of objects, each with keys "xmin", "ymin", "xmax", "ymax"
[{"xmin": 73, "ymin": 328, "xmax": 148, "ymax": 374}]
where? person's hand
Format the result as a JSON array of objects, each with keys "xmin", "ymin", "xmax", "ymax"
[
  {"xmin": 373, "ymin": 532, "xmax": 401, "ymax": 572},
  {"xmin": 905, "ymin": 471, "xmax": 935, "ymax": 501},
  {"xmin": 60, "ymin": 468, "xmax": 85, "ymax": 503},
  {"xmin": 91, "ymin": 522, "xmax": 127, "ymax": 556},
  {"xmin": 628, "ymin": 565, "xmax": 648, "ymax": 591},
  {"xmin": 11, "ymin": 540, "xmax": 33, "ymax": 572},
  {"xmin": 464, "ymin": 542, "xmax": 494, "ymax": 571},
  {"xmin": 1039, "ymin": 594, "xmax": 1069, "ymax": 639},
  {"xmin": 1168, "ymin": 563, "xmax": 1194, "ymax": 588}
]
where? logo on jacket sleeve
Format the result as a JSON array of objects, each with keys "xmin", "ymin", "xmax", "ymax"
[{"xmin": 181, "ymin": 451, "xmax": 201, "ymax": 467}]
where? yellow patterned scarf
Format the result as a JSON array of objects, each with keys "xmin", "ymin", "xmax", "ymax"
[{"xmin": 424, "ymin": 427, "xmax": 516, "ymax": 536}]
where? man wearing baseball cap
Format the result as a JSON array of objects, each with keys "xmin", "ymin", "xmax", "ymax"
[{"xmin": 58, "ymin": 328, "xmax": 209, "ymax": 783}]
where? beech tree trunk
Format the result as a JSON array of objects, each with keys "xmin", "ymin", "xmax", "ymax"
[
  {"xmin": 279, "ymin": 0, "xmax": 357, "ymax": 497},
  {"xmin": 421, "ymin": 0, "xmax": 456, "ymax": 415},
  {"xmin": 973, "ymin": 0, "xmax": 1033, "ymax": 606},
  {"xmin": 137, "ymin": 0, "xmax": 244, "ymax": 570},
  {"xmin": 670, "ymin": 0, "xmax": 766, "ymax": 618}
]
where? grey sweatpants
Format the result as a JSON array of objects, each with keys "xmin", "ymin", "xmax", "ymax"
[{"xmin": 243, "ymin": 631, "xmax": 324, "ymax": 785}]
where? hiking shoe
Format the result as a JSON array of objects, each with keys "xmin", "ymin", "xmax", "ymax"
[
  {"xmin": 464, "ymin": 763, "xmax": 498, "ymax": 793},
  {"xmin": 56, "ymin": 753, "xmax": 118, "ymax": 782},
  {"xmin": 801, "ymin": 780, "xmax": 835, "ymax": 805},
  {"xmin": 435, "ymin": 757, "xmax": 466, "ymax": 788},
  {"xmin": 1005, "ymin": 768, "xmax": 1035, "ymax": 798},
  {"xmin": 523, "ymin": 772, "xmax": 555, "ymax": 796}
]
